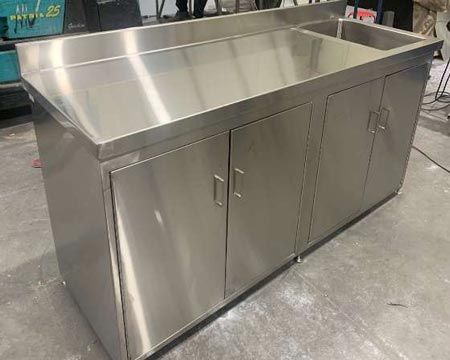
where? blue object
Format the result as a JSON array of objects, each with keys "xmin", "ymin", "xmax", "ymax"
[
  {"xmin": 375, "ymin": 0, "xmax": 384, "ymax": 24},
  {"xmin": 0, "ymin": 0, "xmax": 66, "ymax": 39},
  {"xmin": 0, "ymin": 50, "xmax": 20, "ymax": 83}
]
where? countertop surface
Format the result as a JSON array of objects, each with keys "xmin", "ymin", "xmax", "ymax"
[
  {"xmin": 18, "ymin": 5, "xmax": 441, "ymax": 160},
  {"xmin": 23, "ymin": 28, "xmax": 381, "ymax": 144}
]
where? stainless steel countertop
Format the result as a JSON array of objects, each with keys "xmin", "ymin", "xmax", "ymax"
[
  {"xmin": 17, "ymin": 2, "xmax": 441, "ymax": 160},
  {"xmin": 24, "ymin": 29, "xmax": 380, "ymax": 140}
]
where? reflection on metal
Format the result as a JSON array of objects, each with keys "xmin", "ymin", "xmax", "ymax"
[
  {"xmin": 226, "ymin": 103, "xmax": 311, "ymax": 296},
  {"xmin": 16, "ymin": 2, "xmax": 441, "ymax": 360},
  {"xmin": 112, "ymin": 132, "xmax": 229, "ymax": 359},
  {"xmin": 299, "ymin": 18, "xmax": 424, "ymax": 50}
]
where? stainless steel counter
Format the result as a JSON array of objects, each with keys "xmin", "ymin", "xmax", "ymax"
[
  {"xmin": 17, "ymin": 1, "xmax": 438, "ymax": 160},
  {"xmin": 16, "ymin": 2, "xmax": 442, "ymax": 360},
  {"xmin": 24, "ymin": 29, "xmax": 379, "ymax": 144}
]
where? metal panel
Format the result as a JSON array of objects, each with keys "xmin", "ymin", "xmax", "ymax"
[
  {"xmin": 363, "ymin": 65, "xmax": 429, "ymax": 209},
  {"xmin": 310, "ymin": 79, "xmax": 384, "ymax": 242},
  {"xmin": 111, "ymin": 133, "xmax": 229, "ymax": 360},
  {"xmin": 16, "ymin": 1, "xmax": 346, "ymax": 74},
  {"xmin": 295, "ymin": 95, "xmax": 328, "ymax": 254},
  {"xmin": 33, "ymin": 104, "xmax": 126, "ymax": 360},
  {"xmin": 19, "ymin": 27, "xmax": 382, "ymax": 160},
  {"xmin": 300, "ymin": 19, "xmax": 424, "ymax": 50},
  {"xmin": 226, "ymin": 103, "xmax": 312, "ymax": 296},
  {"xmin": 15, "ymin": 2, "xmax": 441, "ymax": 161}
]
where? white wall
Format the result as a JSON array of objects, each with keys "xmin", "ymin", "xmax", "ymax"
[
  {"xmin": 139, "ymin": 0, "xmax": 309, "ymax": 17},
  {"xmin": 139, "ymin": 0, "xmax": 177, "ymax": 16}
]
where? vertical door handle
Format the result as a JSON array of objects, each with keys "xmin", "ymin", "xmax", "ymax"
[
  {"xmin": 368, "ymin": 111, "xmax": 379, "ymax": 134},
  {"xmin": 378, "ymin": 108, "xmax": 390, "ymax": 130},
  {"xmin": 213, "ymin": 175, "xmax": 225, "ymax": 207},
  {"xmin": 233, "ymin": 168, "xmax": 245, "ymax": 198}
]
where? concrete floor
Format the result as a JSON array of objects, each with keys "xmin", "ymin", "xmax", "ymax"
[{"xmin": 0, "ymin": 61, "xmax": 449, "ymax": 360}]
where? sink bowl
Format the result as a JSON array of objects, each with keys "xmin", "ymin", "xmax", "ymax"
[{"xmin": 300, "ymin": 19, "xmax": 425, "ymax": 50}]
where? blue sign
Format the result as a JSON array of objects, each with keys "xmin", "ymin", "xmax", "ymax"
[{"xmin": 0, "ymin": 0, "xmax": 66, "ymax": 39}]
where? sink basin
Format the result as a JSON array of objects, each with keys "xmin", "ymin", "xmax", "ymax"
[{"xmin": 300, "ymin": 19, "xmax": 425, "ymax": 50}]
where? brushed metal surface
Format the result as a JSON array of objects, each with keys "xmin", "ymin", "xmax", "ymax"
[
  {"xmin": 226, "ymin": 103, "xmax": 311, "ymax": 296},
  {"xmin": 310, "ymin": 79, "xmax": 384, "ymax": 243},
  {"xmin": 295, "ymin": 95, "xmax": 328, "ymax": 254},
  {"xmin": 33, "ymin": 104, "xmax": 126, "ymax": 360},
  {"xmin": 19, "ymin": 4, "xmax": 443, "ymax": 360},
  {"xmin": 363, "ymin": 65, "xmax": 429, "ymax": 210},
  {"xmin": 132, "ymin": 253, "xmax": 296, "ymax": 360},
  {"xmin": 16, "ymin": 1, "xmax": 347, "ymax": 74},
  {"xmin": 300, "ymin": 18, "xmax": 425, "ymax": 51},
  {"xmin": 111, "ymin": 133, "xmax": 229, "ymax": 359},
  {"xmin": 15, "ymin": 2, "xmax": 441, "ymax": 160},
  {"xmin": 20, "ymin": 28, "xmax": 380, "ymax": 156}
]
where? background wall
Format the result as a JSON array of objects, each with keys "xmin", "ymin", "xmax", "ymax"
[{"xmin": 138, "ymin": 0, "xmax": 309, "ymax": 17}]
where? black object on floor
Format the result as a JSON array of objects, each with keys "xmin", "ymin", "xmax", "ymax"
[
  {"xmin": 0, "ymin": 86, "xmax": 31, "ymax": 120},
  {"xmin": 0, "ymin": 107, "xmax": 32, "ymax": 126}
]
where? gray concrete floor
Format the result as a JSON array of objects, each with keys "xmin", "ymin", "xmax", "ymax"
[{"xmin": 0, "ymin": 61, "xmax": 449, "ymax": 360}]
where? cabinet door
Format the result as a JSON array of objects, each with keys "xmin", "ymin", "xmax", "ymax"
[
  {"xmin": 310, "ymin": 79, "xmax": 384, "ymax": 242},
  {"xmin": 226, "ymin": 103, "xmax": 312, "ymax": 296},
  {"xmin": 363, "ymin": 65, "xmax": 428, "ymax": 210},
  {"xmin": 111, "ymin": 133, "xmax": 229, "ymax": 360}
]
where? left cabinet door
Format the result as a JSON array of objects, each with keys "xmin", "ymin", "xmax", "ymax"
[{"xmin": 111, "ymin": 133, "xmax": 229, "ymax": 360}]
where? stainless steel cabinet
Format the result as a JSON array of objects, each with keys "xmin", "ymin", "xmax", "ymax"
[
  {"xmin": 310, "ymin": 65, "xmax": 428, "ymax": 244},
  {"xmin": 106, "ymin": 65, "xmax": 427, "ymax": 360},
  {"xmin": 310, "ymin": 79, "xmax": 384, "ymax": 242},
  {"xmin": 363, "ymin": 65, "xmax": 428, "ymax": 209},
  {"xmin": 226, "ymin": 103, "xmax": 312, "ymax": 296},
  {"xmin": 111, "ymin": 133, "xmax": 229, "ymax": 360}
]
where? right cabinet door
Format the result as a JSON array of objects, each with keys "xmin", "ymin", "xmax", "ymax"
[
  {"xmin": 363, "ymin": 65, "xmax": 428, "ymax": 210},
  {"xmin": 226, "ymin": 103, "xmax": 312, "ymax": 296},
  {"xmin": 310, "ymin": 79, "xmax": 384, "ymax": 243}
]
